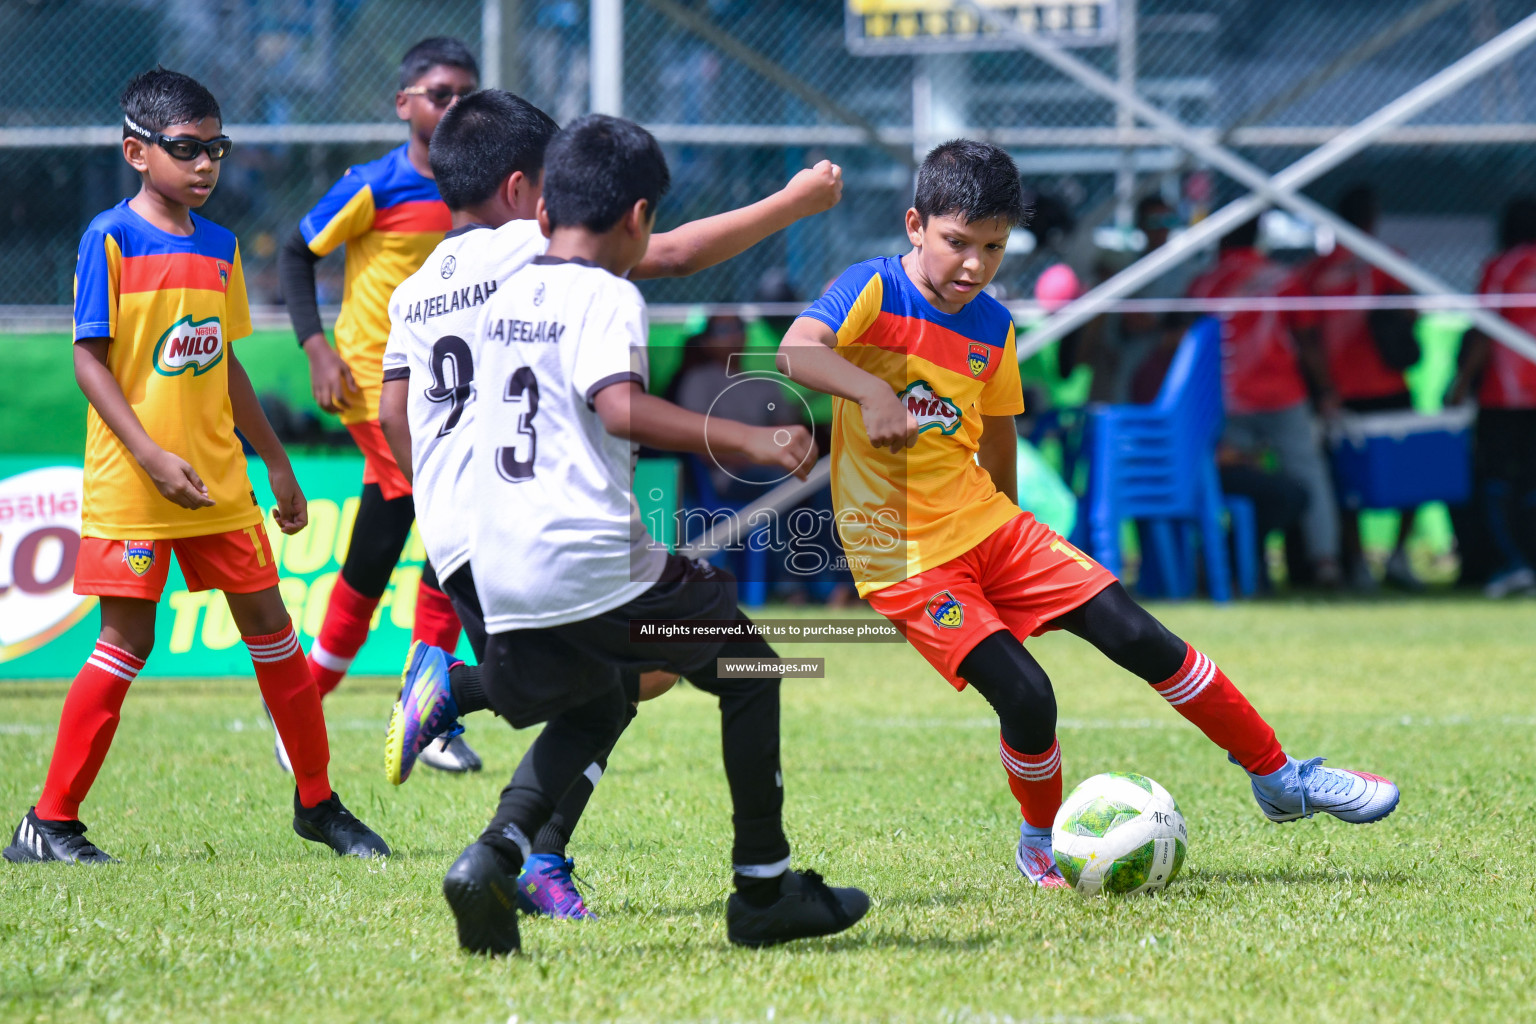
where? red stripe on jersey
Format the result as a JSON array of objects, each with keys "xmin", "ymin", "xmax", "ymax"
[
  {"xmin": 119, "ymin": 252, "xmax": 230, "ymax": 294},
  {"xmin": 371, "ymin": 200, "xmax": 452, "ymax": 234},
  {"xmin": 849, "ymin": 310, "xmax": 1003, "ymax": 381}
]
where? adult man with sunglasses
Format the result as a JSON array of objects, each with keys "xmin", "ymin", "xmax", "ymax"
[{"xmin": 276, "ymin": 38, "xmax": 482, "ymax": 774}]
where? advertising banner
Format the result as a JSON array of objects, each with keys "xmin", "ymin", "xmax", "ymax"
[
  {"xmin": 845, "ymin": 0, "xmax": 1116, "ymax": 54},
  {"xmin": 0, "ymin": 455, "xmax": 680, "ymax": 680}
]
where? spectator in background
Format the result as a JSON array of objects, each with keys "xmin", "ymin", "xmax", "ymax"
[
  {"xmin": 1189, "ymin": 218, "xmax": 1344, "ymax": 588},
  {"xmin": 1297, "ymin": 185, "xmax": 1423, "ymax": 591},
  {"xmin": 1215, "ymin": 444, "xmax": 1310, "ymax": 594},
  {"xmin": 1093, "ymin": 194, "xmax": 1199, "ymax": 404},
  {"xmin": 1448, "ymin": 197, "xmax": 1536, "ymax": 598}
]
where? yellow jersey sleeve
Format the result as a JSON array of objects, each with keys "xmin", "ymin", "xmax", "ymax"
[
  {"xmin": 300, "ymin": 173, "xmax": 377, "ymax": 257},
  {"xmin": 977, "ymin": 321, "xmax": 1025, "ymax": 416},
  {"xmin": 799, "ymin": 261, "xmax": 884, "ymax": 346},
  {"xmin": 226, "ymin": 245, "xmax": 253, "ymax": 342}
]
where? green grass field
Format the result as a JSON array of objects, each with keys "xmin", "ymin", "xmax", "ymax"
[{"xmin": 3, "ymin": 598, "xmax": 1534, "ymax": 1023}]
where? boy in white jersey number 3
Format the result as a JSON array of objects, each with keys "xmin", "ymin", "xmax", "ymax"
[
  {"xmin": 383, "ymin": 106, "xmax": 868, "ymax": 955},
  {"xmin": 379, "ymin": 91, "xmax": 852, "ymax": 923}
]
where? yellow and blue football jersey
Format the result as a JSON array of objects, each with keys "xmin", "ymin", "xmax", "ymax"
[
  {"xmin": 799, "ymin": 256, "xmax": 1025, "ymax": 596},
  {"xmin": 73, "ymin": 201, "xmax": 259, "ymax": 539},
  {"xmin": 300, "ymin": 144, "xmax": 452, "ymax": 424}
]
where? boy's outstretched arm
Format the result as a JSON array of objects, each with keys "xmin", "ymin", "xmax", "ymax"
[
  {"xmin": 777, "ymin": 316, "xmax": 920, "ymax": 453},
  {"xmin": 228, "ymin": 351, "xmax": 308, "ymax": 535},
  {"xmin": 631, "ymin": 161, "xmax": 843, "ymax": 280},
  {"xmin": 73, "ymin": 338, "xmax": 213, "ymax": 511},
  {"xmin": 592, "ymin": 381, "xmax": 817, "ymax": 481}
]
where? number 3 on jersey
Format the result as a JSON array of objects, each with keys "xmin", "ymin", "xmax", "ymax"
[{"xmin": 496, "ymin": 366, "xmax": 540, "ymax": 482}]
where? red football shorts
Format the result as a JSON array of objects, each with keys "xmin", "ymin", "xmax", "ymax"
[
  {"xmin": 864, "ymin": 512, "xmax": 1117, "ymax": 691},
  {"xmin": 346, "ymin": 419, "xmax": 412, "ymax": 500},
  {"xmin": 75, "ymin": 527, "xmax": 279, "ymax": 601}
]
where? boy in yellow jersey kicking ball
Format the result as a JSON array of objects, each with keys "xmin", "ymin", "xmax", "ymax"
[
  {"xmin": 278, "ymin": 38, "xmax": 481, "ymax": 773},
  {"xmin": 4, "ymin": 69, "xmax": 386, "ymax": 865},
  {"xmin": 777, "ymin": 141, "xmax": 1399, "ymax": 889}
]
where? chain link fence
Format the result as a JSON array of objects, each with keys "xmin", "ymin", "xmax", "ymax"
[{"xmin": 5, "ymin": 0, "xmax": 1536, "ymax": 313}]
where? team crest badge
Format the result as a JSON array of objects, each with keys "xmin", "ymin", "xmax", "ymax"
[
  {"xmin": 968, "ymin": 342, "xmax": 990, "ymax": 377},
  {"xmin": 215, "ymin": 260, "xmax": 230, "ymax": 290},
  {"xmin": 926, "ymin": 590, "xmax": 964, "ymax": 629},
  {"xmin": 122, "ymin": 541, "xmax": 155, "ymax": 577}
]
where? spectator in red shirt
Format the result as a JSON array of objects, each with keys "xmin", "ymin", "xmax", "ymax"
[
  {"xmin": 1189, "ymin": 219, "xmax": 1342, "ymax": 587},
  {"xmin": 1297, "ymin": 185, "xmax": 1423, "ymax": 591},
  {"xmin": 1448, "ymin": 197, "xmax": 1536, "ymax": 597}
]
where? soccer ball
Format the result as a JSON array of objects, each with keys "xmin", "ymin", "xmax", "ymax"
[{"xmin": 1051, "ymin": 772, "xmax": 1187, "ymax": 896}]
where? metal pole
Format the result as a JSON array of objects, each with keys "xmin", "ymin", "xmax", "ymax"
[
  {"xmin": 1114, "ymin": 0, "xmax": 1137, "ymax": 228},
  {"xmin": 590, "ymin": 0, "xmax": 624, "ymax": 116},
  {"xmin": 967, "ymin": 3, "xmax": 1536, "ymax": 363},
  {"xmin": 481, "ymin": 0, "xmax": 502, "ymax": 90}
]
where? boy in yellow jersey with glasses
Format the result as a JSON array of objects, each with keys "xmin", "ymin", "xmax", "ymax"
[{"xmin": 5, "ymin": 69, "xmax": 386, "ymax": 865}]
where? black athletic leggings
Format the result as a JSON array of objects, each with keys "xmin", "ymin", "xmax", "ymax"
[
  {"xmin": 956, "ymin": 582, "xmax": 1186, "ymax": 755},
  {"xmin": 340, "ymin": 482, "xmax": 449, "ymax": 599}
]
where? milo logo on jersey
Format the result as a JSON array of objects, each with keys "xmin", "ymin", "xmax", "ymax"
[
  {"xmin": 899, "ymin": 380, "xmax": 962, "ymax": 434},
  {"xmin": 153, "ymin": 315, "xmax": 224, "ymax": 376}
]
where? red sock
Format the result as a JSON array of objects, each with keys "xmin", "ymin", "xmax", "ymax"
[
  {"xmin": 307, "ymin": 574, "xmax": 379, "ymax": 697},
  {"xmin": 1153, "ymin": 644, "xmax": 1286, "ymax": 775},
  {"xmin": 247, "ymin": 625, "xmax": 332, "ymax": 807},
  {"xmin": 1000, "ymin": 735, "xmax": 1063, "ymax": 830},
  {"xmin": 411, "ymin": 579, "xmax": 462, "ymax": 652},
  {"xmin": 36, "ymin": 641, "xmax": 145, "ymax": 821}
]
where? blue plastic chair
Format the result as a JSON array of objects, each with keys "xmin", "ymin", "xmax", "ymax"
[
  {"xmin": 681, "ymin": 455, "xmax": 771, "ymax": 607},
  {"xmin": 1081, "ymin": 317, "xmax": 1256, "ymax": 601}
]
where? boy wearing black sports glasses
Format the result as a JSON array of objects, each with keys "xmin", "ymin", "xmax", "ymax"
[
  {"xmin": 4, "ymin": 68, "xmax": 389, "ymax": 866},
  {"xmin": 275, "ymin": 37, "xmax": 484, "ymax": 776}
]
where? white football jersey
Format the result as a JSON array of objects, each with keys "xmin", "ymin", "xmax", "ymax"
[
  {"xmin": 383, "ymin": 219, "xmax": 548, "ymax": 578},
  {"xmin": 471, "ymin": 256, "xmax": 668, "ymax": 632}
]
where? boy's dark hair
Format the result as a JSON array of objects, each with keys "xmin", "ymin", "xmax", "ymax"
[
  {"xmin": 430, "ymin": 91, "xmax": 559, "ymax": 210},
  {"xmin": 1338, "ymin": 184, "xmax": 1378, "ymax": 231},
  {"xmin": 1500, "ymin": 196, "xmax": 1536, "ymax": 249},
  {"xmin": 399, "ymin": 37, "xmax": 479, "ymax": 89},
  {"xmin": 120, "ymin": 67, "xmax": 220, "ymax": 138},
  {"xmin": 914, "ymin": 140, "xmax": 1029, "ymax": 227},
  {"xmin": 542, "ymin": 115, "xmax": 671, "ymax": 233},
  {"xmin": 1221, "ymin": 217, "xmax": 1261, "ymax": 250}
]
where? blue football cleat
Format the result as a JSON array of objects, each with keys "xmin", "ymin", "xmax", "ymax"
[
  {"xmin": 385, "ymin": 641, "xmax": 462, "ymax": 785},
  {"xmin": 516, "ymin": 853, "xmax": 596, "ymax": 919},
  {"xmin": 1241, "ymin": 755, "xmax": 1400, "ymax": 824},
  {"xmin": 1015, "ymin": 826, "xmax": 1070, "ymax": 889}
]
